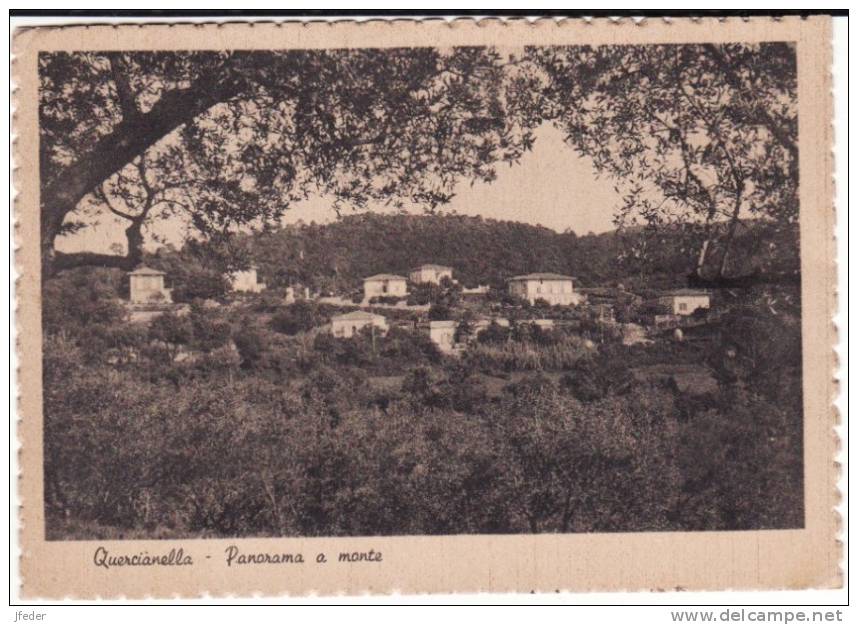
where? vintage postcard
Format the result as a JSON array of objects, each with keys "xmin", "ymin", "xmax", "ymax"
[{"xmin": 12, "ymin": 16, "xmax": 839, "ymax": 598}]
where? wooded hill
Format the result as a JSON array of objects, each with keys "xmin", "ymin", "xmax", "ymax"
[{"xmin": 155, "ymin": 212, "xmax": 800, "ymax": 298}]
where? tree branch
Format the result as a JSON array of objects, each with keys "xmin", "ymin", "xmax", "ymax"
[
  {"xmin": 93, "ymin": 184, "xmax": 136, "ymax": 221},
  {"xmin": 105, "ymin": 53, "xmax": 139, "ymax": 119},
  {"xmin": 41, "ymin": 56, "xmax": 246, "ymax": 257},
  {"xmin": 702, "ymin": 44, "xmax": 798, "ymax": 160}
]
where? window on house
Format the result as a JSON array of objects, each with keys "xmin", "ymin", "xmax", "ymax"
[{"xmin": 678, "ymin": 302, "xmax": 688, "ymax": 311}]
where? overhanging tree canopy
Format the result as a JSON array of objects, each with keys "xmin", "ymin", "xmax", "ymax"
[
  {"xmin": 40, "ymin": 47, "xmax": 533, "ymax": 273},
  {"xmin": 517, "ymin": 42, "xmax": 798, "ymax": 280},
  {"xmin": 40, "ymin": 43, "xmax": 798, "ymax": 280}
]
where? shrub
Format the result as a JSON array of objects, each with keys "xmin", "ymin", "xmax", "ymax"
[
  {"xmin": 475, "ymin": 321, "xmax": 510, "ymax": 345},
  {"xmin": 407, "ymin": 283, "xmax": 439, "ymax": 306},
  {"xmin": 428, "ymin": 303, "xmax": 452, "ymax": 320},
  {"xmin": 42, "ymin": 267, "xmax": 126, "ymax": 335},
  {"xmin": 233, "ymin": 327, "xmax": 266, "ymax": 368},
  {"xmin": 251, "ymin": 292, "xmax": 286, "ymax": 313},
  {"xmin": 148, "ymin": 312, "xmax": 193, "ymax": 361},
  {"xmin": 169, "ymin": 269, "xmax": 230, "ymax": 303},
  {"xmin": 369, "ymin": 295, "xmax": 406, "ymax": 306},
  {"xmin": 270, "ymin": 301, "xmax": 320, "ymax": 335},
  {"xmin": 189, "ymin": 306, "xmax": 232, "ymax": 352},
  {"xmin": 561, "ymin": 352, "xmax": 633, "ymax": 401},
  {"xmin": 466, "ymin": 334, "xmax": 589, "ymax": 372}
]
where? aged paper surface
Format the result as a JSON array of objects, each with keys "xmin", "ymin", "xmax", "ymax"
[{"xmin": 13, "ymin": 16, "xmax": 838, "ymax": 598}]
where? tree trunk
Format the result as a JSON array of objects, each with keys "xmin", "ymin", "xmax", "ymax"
[
  {"xmin": 41, "ymin": 75, "xmax": 243, "ymax": 276},
  {"xmin": 694, "ymin": 238, "xmax": 711, "ymax": 278},
  {"xmin": 718, "ymin": 215, "xmax": 741, "ymax": 278},
  {"xmin": 717, "ymin": 188, "xmax": 745, "ymax": 279},
  {"xmin": 125, "ymin": 219, "xmax": 145, "ymax": 268}
]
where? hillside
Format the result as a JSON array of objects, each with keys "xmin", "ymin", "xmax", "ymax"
[{"xmin": 154, "ymin": 213, "xmax": 799, "ymax": 297}]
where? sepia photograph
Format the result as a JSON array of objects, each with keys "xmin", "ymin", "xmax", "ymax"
[
  {"xmin": 38, "ymin": 40, "xmax": 805, "ymax": 541},
  {"xmin": 13, "ymin": 15, "xmax": 839, "ymax": 599}
]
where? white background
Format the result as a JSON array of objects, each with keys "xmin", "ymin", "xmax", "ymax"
[{"xmin": 5, "ymin": 5, "xmax": 850, "ymax": 617}]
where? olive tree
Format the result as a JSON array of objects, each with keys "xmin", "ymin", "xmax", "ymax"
[
  {"xmin": 518, "ymin": 43, "xmax": 797, "ymax": 280},
  {"xmin": 39, "ymin": 48, "xmax": 533, "ymax": 274}
]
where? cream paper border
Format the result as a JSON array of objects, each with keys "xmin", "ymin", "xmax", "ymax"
[{"xmin": 12, "ymin": 16, "xmax": 839, "ymax": 598}]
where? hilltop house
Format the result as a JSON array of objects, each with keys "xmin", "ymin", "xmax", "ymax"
[
  {"xmin": 129, "ymin": 266, "xmax": 172, "ymax": 304},
  {"xmin": 363, "ymin": 274, "xmax": 408, "ymax": 301},
  {"xmin": 331, "ymin": 311, "xmax": 388, "ymax": 338},
  {"xmin": 507, "ymin": 273, "xmax": 581, "ymax": 306},
  {"xmin": 228, "ymin": 267, "xmax": 266, "ymax": 293},
  {"xmin": 658, "ymin": 289, "xmax": 710, "ymax": 315},
  {"xmin": 409, "ymin": 264, "xmax": 453, "ymax": 285}
]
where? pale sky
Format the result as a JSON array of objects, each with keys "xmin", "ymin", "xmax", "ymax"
[{"xmin": 57, "ymin": 124, "xmax": 620, "ymax": 256}]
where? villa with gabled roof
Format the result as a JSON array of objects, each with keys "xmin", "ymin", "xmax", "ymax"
[
  {"xmin": 331, "ymin": 310, "xmax": 388, "ymax": 338},
  {"xmin": 363, "ymin": 273, "xmax": 408, "ymax": 301},
  {"xmin": 409, "ymin": 263, "xmax": 454, "ymax": 285},
  {"xmin": 507, "ymin": 272, "xmax": 581, "ymax": 306}
]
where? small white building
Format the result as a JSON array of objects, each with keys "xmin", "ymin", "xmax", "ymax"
[
  {"xmin": 363, "ymin": 274, "xmax": 408, "ymax": 301},
  {"xmin": 658, "ymin": 289, "xmax": 711, "ymax": 315},
  {"xmin": 507, "ymin": 273, "xmax": 581, "ymax": 306},
  {"xmin": 228, "ymin": 267, "xmax": 266, "ymax": 293},
  {"xmin": 429, "ymin": 320, "xmax": 458, "ymax": 352},
  {"xmin": 409, "ymin": 264, "xmax": 453, "ymax": 285},
  {"xmin": 331, "ymin": 311, "xmax": 388, "ymax": 339},
  {"xmin": 129, "ymin": 266, "xmax": 172, "ymax": 304}
]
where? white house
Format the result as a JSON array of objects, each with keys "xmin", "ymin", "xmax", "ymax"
[
  {"xmin": 229, "ymin": 267, "xmax": 266, "ymax": 293},
  {"xmin": 128, "ymin": 266, "xmax": 172, "ymax": 304},
  {"xmin": 363, "ymin": 274, "xmax": 408, "ymax": 301},
  {"xmin": 507, "ymin": 273, "xmax": 581, "ymax": 306},
  {"xmin": 429, "ymin": 320, "xmax": 458, "ymax": 352},
  {"xmin": 657, "ymin": 289, "xmax": 711, "ymax": 315},
  {"xmin": 331, "ymin": 311, "xmax": 388, "ymax": 339},
  {"xmin": 409, "ymin": 264, "xmax": 453, "ymax": 285}
]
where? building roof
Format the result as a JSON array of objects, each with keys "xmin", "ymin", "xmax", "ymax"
[
  {"xmin": 364, "ymin": 273, "xmax": 407, "ymax": 282},
  {"xmin": 412, "ymin": 263, "xmax": 453, "ymax": 272},
  {"xmin": 508, "ymin": 272, "xmax": 575, "ymax": 282},
  {"xmin": 332, "ymin": 310, "xmax": 386, "ymax": 321},
  {"xmin": 662, "ymin": 289, "xmax": 710, "ymax": 297},
  {"xmin": 128, "ymin": 265, "xmax": 165, "ymax": 276}
]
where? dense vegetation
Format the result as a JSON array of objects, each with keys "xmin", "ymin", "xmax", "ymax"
[
  {"xmin": 42, "ymin": 263, "xmax": 804, "ymax": 539},
  {"xmin": 156, "ymin": 213, "xmax": 800, "ymax": 300}
]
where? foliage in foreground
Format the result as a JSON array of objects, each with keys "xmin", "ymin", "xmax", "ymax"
[{"xmin": 42, "ymin": 270, "xmax": 804, "ymax": 538}]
